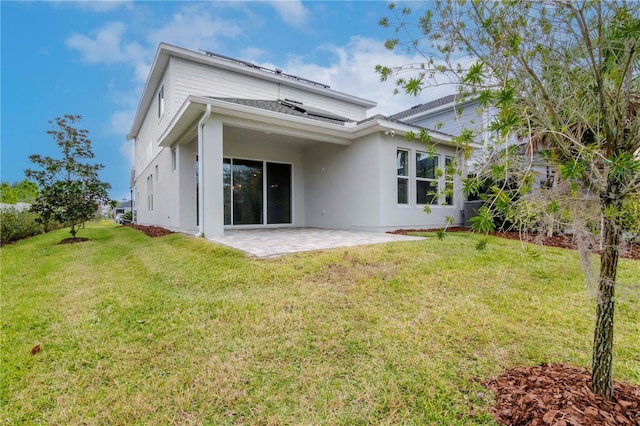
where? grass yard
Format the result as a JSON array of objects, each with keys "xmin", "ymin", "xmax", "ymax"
[{"xmin": 1, "ymin": 223, "xmax": 639, "ymax": 425}]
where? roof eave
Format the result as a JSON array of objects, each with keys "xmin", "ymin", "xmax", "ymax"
[
  {"xmin": 127, "ymin": 43, "xmax": 172, "ymax": 140},
  {"xmin": 349, "ymin": 118, "xmax": 455, "ymax": 146},
  {"xmin": 158, "ymin": 97, "xmax": 464, "ymax": 151},
  {"xmin": 398, "ymin": 97, "xmax": 479, "ymax": 123}
]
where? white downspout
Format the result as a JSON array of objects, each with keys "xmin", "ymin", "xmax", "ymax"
[{"xmin": 195, "ymin": 104, "xmax": 212, "ymax": 237}]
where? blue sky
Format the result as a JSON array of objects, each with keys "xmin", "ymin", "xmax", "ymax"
[{"xmin": 1, "ymin": 1, "xmax": 453, "ymax": 201}]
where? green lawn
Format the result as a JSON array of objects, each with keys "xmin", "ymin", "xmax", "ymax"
[{"xmin": 1, "ymin": 223, "xmax": 638, "ymax": 425}]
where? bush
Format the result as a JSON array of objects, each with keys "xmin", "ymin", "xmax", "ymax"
[
  {"xmin": 0, "ymin": 208, "xmax": 43, "ymax": 244},
  {"xmin": 620, "ymin": 197, "xmax": 640, "ymax": 243}
]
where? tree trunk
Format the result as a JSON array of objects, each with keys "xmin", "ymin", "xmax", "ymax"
[
  {"xmin": 70, "ymin": 223, "xmax": 77, "ymax": 239},
  {"xmin": 591, "ymin": 214, "xmax": 619, "ymax": 399}
]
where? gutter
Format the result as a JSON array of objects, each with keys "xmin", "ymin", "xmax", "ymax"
[{"xmin": 195, "ymin": 104, "xmax": 212, "ymax": 237}]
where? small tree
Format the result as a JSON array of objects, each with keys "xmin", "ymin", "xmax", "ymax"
[
  {"xmin": 378, "ymin": 1, "xmax": 639, "ymax": 399},
  {"xmin": 25, "ymin": 115, "xmax": 111, "ymax": 239},
  {"xmin": 0, "ymin": 180, "xmax": 39, "ymax": 204}
]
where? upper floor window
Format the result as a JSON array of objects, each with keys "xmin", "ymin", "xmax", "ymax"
[
  {"xmin": 171, "ymin": 148, "xmax": 177, "ymax": 171},
  {"xmin": 158, "ymin": 85, "xmax": 165, "ymax": 117}
]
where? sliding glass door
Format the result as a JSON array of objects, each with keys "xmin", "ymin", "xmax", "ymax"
[
  {"xmin": 223, "ymin": 158, "xmax": 292, "ymax": 226},
  {"xmin": 232, "ymin": 159, "xmax": 263, "ymax": 225}
]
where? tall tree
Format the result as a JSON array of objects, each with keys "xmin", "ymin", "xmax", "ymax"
[
  {"xmin": 378, "ymin": 1, "xmax": 639, "ymax": 399},
  {"xmin": 25, "ymin": 115, "xmax": 111, "ymax": 238}
]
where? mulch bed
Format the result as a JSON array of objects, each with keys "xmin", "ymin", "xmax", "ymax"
[
  {"xmin": 123, "ymin": 223, "xmax": 174, "ymax": 238},
  {"xmin": 388, "ymin": 227, "xmax": 640, "ymax": 260},
  {"xmin": 483, "ymin": 364, "xmax": 640, "ymax": 425},
  {"xmin": 57, "ymin": 237, "xmax": 90, "ymax": 245}
]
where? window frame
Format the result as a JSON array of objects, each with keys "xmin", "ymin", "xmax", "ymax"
[
  {"xmin": 415, "ymin": 151, "xmax": 439, "ymax": 206},
  {"xmin": 158, "ymin": 85, "xmax": 165, "ymax": 118},
  {"xmin": 171, "ymin": 148, "xmax": 177, "ymax": 171},
  {"xmin": 396, "ymin": 149, "xmax": 410, "ymax": 204},
  {"xmin": 223, "ymin": 157, "xmax": 294, "ymax": 227},
  {"xmin": 444, "ymin": 156, "xmax": 455, "ymax": 206},
  {"xmin": 147, "ymin": 174, "xmax": 154, "ymax": 211}
]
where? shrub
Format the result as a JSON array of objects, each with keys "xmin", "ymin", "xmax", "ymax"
[
  {"xmin": 620, "ymin": 197, "xmax": 640, "ymax": 243},
  {"xmin": 0, "ymin": 209, "xmax": 43, "ymax": 244}
]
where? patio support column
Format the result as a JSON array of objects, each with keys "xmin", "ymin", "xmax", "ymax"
[{"xmin": 200, "ymin": 114, "xmax": 224, "ymax": 237}]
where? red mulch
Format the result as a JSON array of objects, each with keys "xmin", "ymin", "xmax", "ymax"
[
  {"xmin": 57, "ymin": 237, "xmax": 90, "ymax": 245},
  {"xmin": 483, "ymin": 364, "xmax": 640, "ymax": 426},
  {"xmin": 124, "ymin": 223, "xmax": 174, "ymax": 238},
  {"xmin": 388, "ymin": 227, "xmax": 640, "ymax": 260}
]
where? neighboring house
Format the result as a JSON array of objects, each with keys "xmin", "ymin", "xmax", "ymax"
[
  {"xmin": 393, "ymin": 94, "xmax": 560, "ymax": 228},
  {"xmin": 113, "ymin": 200, "xmax": 132, "ymax": 217},
  {"xmin": 390, "ymin": 94, "xmax": 498, "ymax": 170},
  {"xmin": 0, "ymin": 202, "xmax": 32, "ymax": 212},
  {"xmin": 390, "ymin": 94, "xmax": 492, "ymax": 145},
  {"xmin": 127, "ymin": 43, "xmax": 466, "ymax": 237},
  {"xmin": 393, "ymin": 94, "xmax": 553, "ymax": 184}
]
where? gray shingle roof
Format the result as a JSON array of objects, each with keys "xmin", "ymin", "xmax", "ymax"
[
  {"xmin": 355, "ymin": 114, "xmax": 455, "ymax": 138},
  {"xmin": 210, "ymin": 98, "xmax": 353, "ymax": 125},
  {"xmin": 209, "ymin": 97, "xmax": 455, "ymax": 138},
  {"xmin": 356, "ymin": 113, "xmax": 418, "ymax": 128},
  {"xmin": 388, "ymin": 94, "xmax": 457, "ymax": 120}
]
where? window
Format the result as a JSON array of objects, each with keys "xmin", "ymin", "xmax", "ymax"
[
  {"xmin": 171, "ymin": 148, "xmax": 177, "ymax": 171},
  {"xmin": 155, "ymin": 165, "xmax": 158, "ymax": 181},
  {"xmin": 444, "ymin": 156, "xmax": 455, "ymax": 206},
  {"xmin": 147, "ymin": 174, "xmax": 154, "ymax": 211},
  {"xmin": 396, "ymin": 149, "xmax": 409, "ymax": 204},
  {"xmin": 416, "ymin": 152, "xmax": 439, "ymax": 205},
  {"xmin": 158, "ymin": 85, "xmax": 165, "ymax": 117}
]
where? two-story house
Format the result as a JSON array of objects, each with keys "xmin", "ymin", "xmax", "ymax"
[{"xmin": 127, "ymin": 43, "xmax": 466, "ymax": 237}]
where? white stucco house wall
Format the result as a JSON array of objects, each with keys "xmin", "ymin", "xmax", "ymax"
[{"xmin": 127, "ymin": 43, "xmax": 469, "ymax": 237}]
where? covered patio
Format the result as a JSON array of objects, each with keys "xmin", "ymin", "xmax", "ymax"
[{"xmin": 208, "ymin": 228, "xmax": 424, "ymax": 258}]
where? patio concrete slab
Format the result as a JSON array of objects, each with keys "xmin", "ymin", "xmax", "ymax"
[{"xmin": 208, "ymin": 228, "xmax": 424, "ymax": 258}]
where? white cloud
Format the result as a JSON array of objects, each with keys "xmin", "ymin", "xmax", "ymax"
[
  {"xmin": 75, "ymin": 0, "xmax": 132, "ymax": 12},
  {"xmin": 67, "ymin": 21, "xmax": 128, "ymax": 64},
  {"xmin": 267, "ymin": 0, "xmax": 310, "ymax": 30},
  {"xmin": 67, "ymin": 22, "xmax": 151, "ymax": 82},
  {"xmin": 67, "ymin": 5, "xmax": 245, "ymax": 82},
  {"xmin": 119, "ymin": 138, "xmax": 135, "ymax": 167},
  {"xmin": 52, "ymin": 0, "xmax": 133, "ymax": 12},
  {"xmin": 110, "ymin": 109, "xmax": 135, "ymax": 167},
  {"xmin": 145, "ymin": 6, "xmax": 243, "ymax": 52},
  {"xmin": 278, "ymin": 36, "xmax": 457, "ymax": 117},
  {"xmin": 240, "ymin": 47, "xmax": 268, "ymax": 63}
]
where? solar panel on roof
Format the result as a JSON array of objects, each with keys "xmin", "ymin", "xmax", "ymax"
[{"xmin": 199, "ymin": 49, "xmax": 331, "ymax": 89}]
